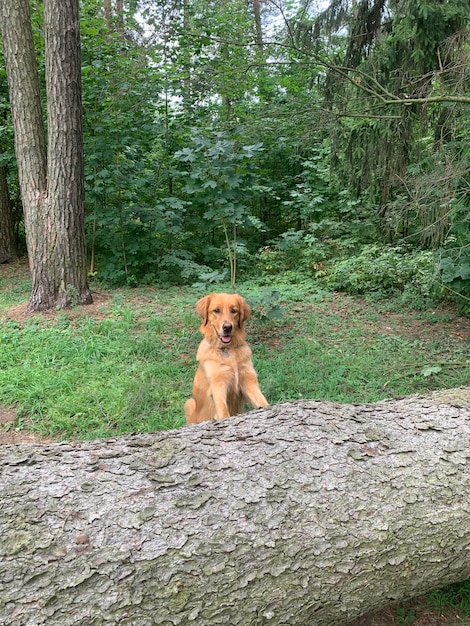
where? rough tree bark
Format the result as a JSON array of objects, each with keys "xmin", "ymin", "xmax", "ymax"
[
  {"xmin": 1, "ymin": 392, "xmax": 470, "ymax": 626},
  {"xmin": 0, "ymin": 154, "xmax": 17, "ymax": 263},
  {"xmin": 0, "ymin": 0, "xmax": 92, "ymax": 312}
]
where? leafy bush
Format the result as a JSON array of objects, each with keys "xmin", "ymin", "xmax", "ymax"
[
  {"xmin": 173, "ymin": 128, "xmax": 266, "ymax": 289},
  {"xmin": 255, "ymin": 230, "xmax": 330, "ymax": 279},
  {"xmin": 439, "ymin": 248, "xmax": 470, "ymax": 297},
  {"xmin": 328, "ymin": 244, "xmax": 436, "ymax": 299},
  {"xmin": 246, "ymin": 289, "xmax": 284, "ymax": 322},
  {"xmin": 282, "ymin": 145, "xmax": 378, "ymax": 245},
  {"xmin": 438, "ymin": 219, "xmax": 470, "ymax": 313}
]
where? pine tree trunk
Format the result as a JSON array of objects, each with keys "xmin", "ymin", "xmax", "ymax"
[
  {"xmin": 1, "ymin": 393, "xmax": 469, "ymax": 626},
  {"xmin": 0, "ymin": 0, "xmax": 92, "ymax": 312},
  {"xmin": 0, "ymin": 158, "xmax": 17, "ymax": 263},
  {"xmin": 253, "ymin": 0, "xmax": 264, "ymax": 48},
  {"xmin": 0, "ymin": 0, "xmax": 48, "ymax": 269}
]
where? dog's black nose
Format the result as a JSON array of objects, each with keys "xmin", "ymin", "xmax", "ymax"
[{"xmin": 222, "ymin": 323, "xmax": 233, "ymax": 334}]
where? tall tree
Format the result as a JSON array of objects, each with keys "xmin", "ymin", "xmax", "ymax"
[
  {"xmin": 0, "ymin": 148, "xmax": 17, "ymax": 264},
  {"xmin": 252, "ymin": 0, "xmax": 264, "ymax": 48},
  {"xmin": 308, "ymin": 0, "xmax": 470, "ymax": 230},
  {"xmin": 0, "ymin": 0, "xmax": 92, "ymax": 311}
]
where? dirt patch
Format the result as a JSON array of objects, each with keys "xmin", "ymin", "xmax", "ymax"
[
  {"xmin": 0, "ymin": 405, "xmax": 55, "ymax": 445},
  {"xmin": 328, "ymin": 292, "xmax": 470, "ymax": 342},
  {"xmin": 4, "ymin": 290, "xmax": 113, "ymax": 324}
]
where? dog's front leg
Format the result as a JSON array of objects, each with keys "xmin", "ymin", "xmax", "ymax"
[
  {"xmin": 210, "ymin": 388, "xmax": 231, "ymax": 420},
  {"xmin": 240, "ymin": 369, "xmax": 269, "ymax": 410},
  {"xmin": 202, "ymin": 363, "xmax": 233, "ymax": 419}
]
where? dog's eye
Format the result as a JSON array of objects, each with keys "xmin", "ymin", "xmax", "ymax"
[
  {"xmin": 231, "ymin": 308, "xmax": 238, "ymax": 315},
  {"xmin": 213, "ymin": 308, "xmax": 220, "ymax": 314}
]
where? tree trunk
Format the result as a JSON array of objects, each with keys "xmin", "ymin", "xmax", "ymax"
[
  {"xmin": 1, "ymin": 392, "xmax": 470, "ymax": 626},
  {"xmin": 0, "ymin": 0, "xmax": 48, "ymax": 271},
  {"xmin": 104, "ymin": 0, "xmax": 112, "ymax": 28},
  {"xmin": 253, "ymin": 0, "xmax": 264, "ymax": 49},
  {"xmin": 116, "ymin": 0, "xmax": 124, "ymax": 32},
  {"xmin": 38, "ymin": 0, "xmax": 92, "ymax": 311},
  {"xmin": 0, "ymin": 0, "xmax": 92, "ymax": 312},
  {"xmin": 0, "ymin": 155, "xmax": 17, "ymax": 263}
]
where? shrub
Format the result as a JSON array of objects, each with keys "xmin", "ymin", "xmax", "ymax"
[
  {"xmin": 254, "ymin": 229, "xmax": 330, "ymax": 279},
  {"xmin": 438, "ymin": 232, "xmax": 470, "ymax": 314},
  {"xmin": 328, "ymin": 244, "xmax": 436, "ymax": 299}
]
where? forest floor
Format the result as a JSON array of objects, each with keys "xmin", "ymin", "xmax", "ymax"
[
  {"xmin": 348, "ymin": 598, "xmax": 467, "ymax": 626},
  {"xmin": 1, "ymin": 260, "xmax": 470, "ymax": 624}
]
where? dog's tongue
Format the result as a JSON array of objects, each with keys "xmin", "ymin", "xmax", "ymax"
[{"xmin": 221, "ymin": 335, "xmax": 232, "ymax": 344}]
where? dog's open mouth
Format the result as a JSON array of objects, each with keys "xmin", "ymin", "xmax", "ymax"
[{"xmin": 218, "ymin": 333, "xmax": 232, "ymax": 345}]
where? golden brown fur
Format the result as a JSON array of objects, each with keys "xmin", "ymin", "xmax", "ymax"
[{"xmin": 185, "ymin": 293, "xmax": 268, "ymax": 424}]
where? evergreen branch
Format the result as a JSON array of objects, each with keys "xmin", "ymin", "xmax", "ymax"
[{"xmin": 380, "ymin": 95, "xmax": 470, "ymax": 106}]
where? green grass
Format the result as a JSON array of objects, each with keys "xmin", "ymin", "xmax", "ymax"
[
  {"xmin": 0, "ymin": 272, "xmax": 468, "ymax": 440},
  {"xmin": 427, "ymin": 579, "xmax": 470, "ymax": 615},
  {"xmin": 0, "ymin": 291, "xmax": 198, "ymax": 438}
]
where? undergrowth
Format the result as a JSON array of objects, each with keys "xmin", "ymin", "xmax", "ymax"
[{"xmin": 427, "ymin": 578, "xmax": 470, "ymax": 615}]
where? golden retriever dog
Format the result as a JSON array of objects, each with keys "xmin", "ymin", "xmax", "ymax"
[{"xmin": 185, "ymin": 293, "xmax": 268, "ymax": 424}]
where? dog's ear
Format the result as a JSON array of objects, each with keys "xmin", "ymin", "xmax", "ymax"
[
  {"xmin": 196, "ymin": 294, "xmax": 212, "ymax": 326},
  {"xmin": 237, "ymin": 296, "xmax": 251, "ymax": 327}
]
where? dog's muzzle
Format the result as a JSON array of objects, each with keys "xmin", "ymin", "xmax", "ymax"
[{"xmin": 218, "ymin": 323, "xmax": 233, "ymax": 344}]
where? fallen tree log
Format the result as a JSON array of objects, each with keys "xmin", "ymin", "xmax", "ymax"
[{"xmin": 1, "ymin": 392, "xmax": 470, "ymax": 626}]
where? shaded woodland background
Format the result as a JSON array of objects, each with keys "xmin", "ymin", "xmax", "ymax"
[{"xmin": 0, "ymin": 0, "xmax": 469, "ymax": 311}]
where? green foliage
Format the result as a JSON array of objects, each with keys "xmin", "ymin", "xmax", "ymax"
[
  {"xmin": 328, "ymin": 244, "xmax": 436, "ymax": 302},
  {"xmin": 313, "ymin": 0, "xmax": 470, "ymax": 288},
  {"xmin": 437, "ymin": 205, "xmax": 470, "ymax": 312},
  {"xmin": 174, "ymin": 129, "xmax": 264, "ymax": 224},
  {"xmin": 383, "ymin": 0, "xmax": 470, "ymax": 73},
  {"xmin": 395, "ymin": 606, "xmax": 416, "ymax": 625},
  {"xmin": 282, "ymin": 145, "xmax": 337, "ymax": 228},
  {"xmin": 438, "ymin": 246, "xmax": 470, "ymax": 313},
  {"xmin": 427, "ymin": 579, "xmax": 470, "ymax": 615},
  {"xmin": 281, "ymin": 144, "xmax": 375, "ymax": 241},
  {"xmin": 246, "ymin": 289, "xmax": 284, "ymax": 323},
  {"xmin": 81, "ymin": 5, "xmax": 165, "ymax": 285},
  {"xmin": 255, "ymin": 230, "xmax": 327, "ymax": 280},
  {"xmin": 253, "ymin": 145, "xmax": 379, "ymax": 279},
  {"xmin": 173, "ymin": 128, "xmax": 265, "ymax": 287},
  {"xmin": 3, "ymin": 0, "xmax": 470, "ymax": 306},
  {"xmin": 254, "ymin": 183, "xmax": 377, "ymax": 281},
  {"xmin": 141, "ymin": 0, "xmax": 263, "ymax": 125}
]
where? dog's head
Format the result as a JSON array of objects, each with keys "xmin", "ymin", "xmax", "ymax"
[{"xmin": 195, "ymin": 293, "xmax": 251, "ymax": 346}]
